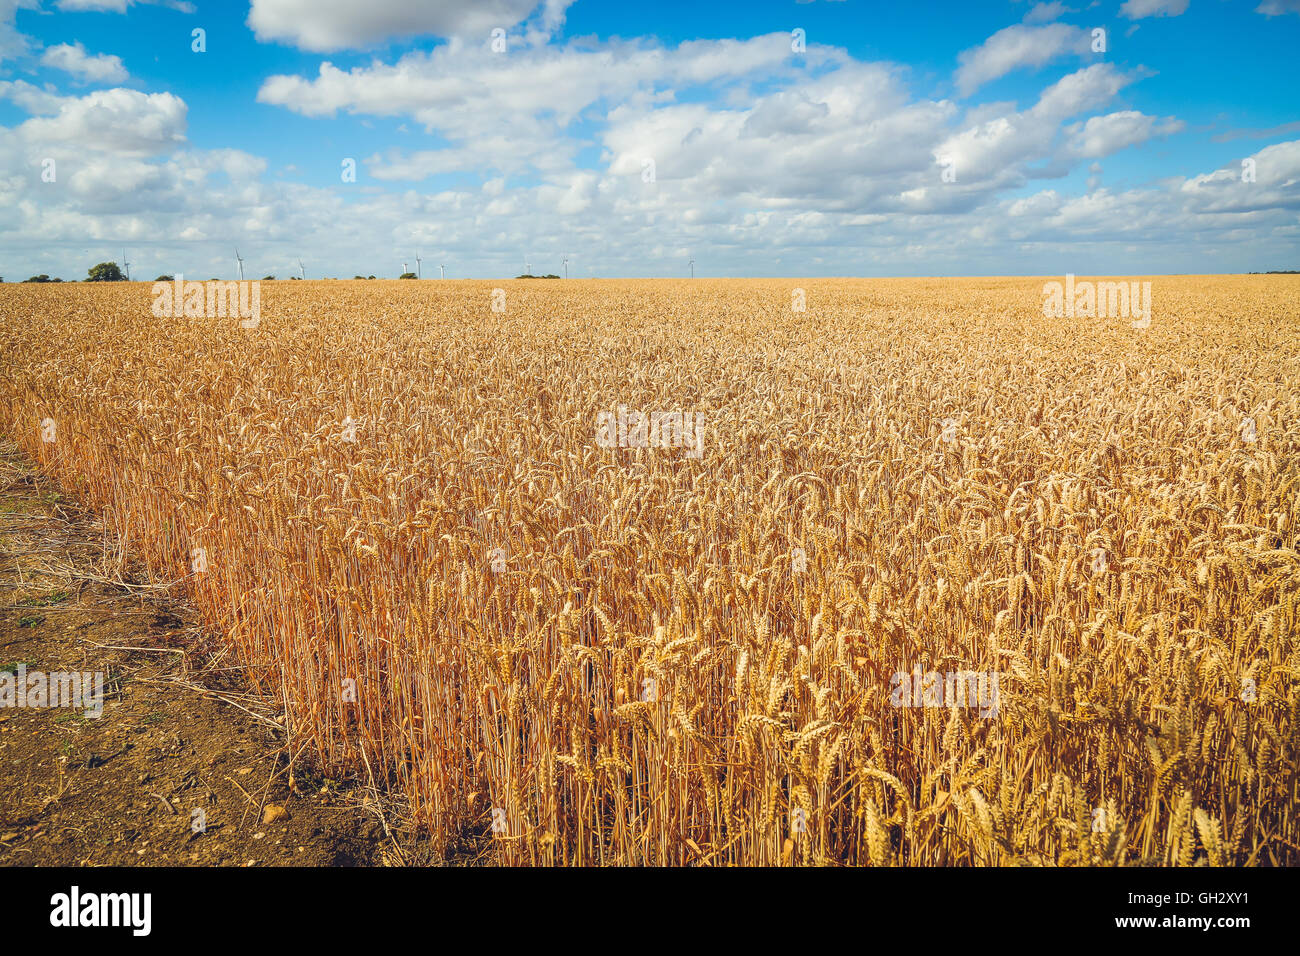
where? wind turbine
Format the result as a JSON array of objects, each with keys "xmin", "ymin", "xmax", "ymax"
[
  {"xmin": 415, "ymin": 253, "xmax": 422, "ymax": 279},
  {"xmin": 298, "ymin": 258, "xmax": 305, "ymax": 280},
  {"xmin": 440, "ymin": 263, "xmax": 445, "ymax": 279},
  {"xmin": 689, "ymin": 256, "xmax": 695, "ymax": 278},
  {"xmin": 562, "ymin": 255, "xmax": 569, "ymax": 279},
  {"xmin": 121, "ymin": 249, "xmax": 130, "ymax": 281},
  {"xmin": 235, "ymin": 249, "xmax": 245, "ymax": 281}
]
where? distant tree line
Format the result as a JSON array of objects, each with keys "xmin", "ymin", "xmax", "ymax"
[{"xmin": 1, "ymin": 262, "xmax": 588, "ymax": 283}]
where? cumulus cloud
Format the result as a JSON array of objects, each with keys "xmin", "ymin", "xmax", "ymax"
[
  {"xmin": 40, "ymin": 42, "xmax": 129, "ymax": 84},
  {"xmin": 1030, "ymin": 62, "xmax": 1135, "ymax": 119},
  {"xmin": 250, "ymin": 42, "xmax": 1188, "ymax": 251},
  {"xmin": 1120, "ymin": 0, "xmax": 1190, "ymax": 19},
  {"xmin": 0, "ymin": 82, "xmax": 185, "ymax": 155},
  {"xmin": 954, "ymin": 23, "xmax": 1094, "ymax": 95},
  {"xmin": 1255, "ymin": 0, "xmax": 1300, "ymax": 14},
  {"xmin": 0, "ymin": 0, "xmax": 39, "ymax": 64},
  {"xmin": 1064, "ymin": 110, "xmax": 1185, "ymax": 157},
  {"xmin": 2, "ymin": 12, "xmax": 1296, "ymax": 281},
  {"xmin": 596, "ymin": 61, "xmax": 950, "ymax": 215},
  {"xmin": 928, "ymin": 65, "xmax": 1135, "ymax": 196},
  {"xmin": 1179, "ymin": 139, "xmax": 1300, "ymax": 211},
  {"xmin": 3, "ymin": 134, "xmax": 1298, "ymax": 280},
  {"xmin": 56, "ymin": 0, "xmax": 196, "ymax": 12},
  {"xmin": 258, "ymin": 34, "xmax": 803, "ymax": 124},
  {"xmin": 246, "ymin": 0, "xmax": 565, "ymax": 52},
  {"xmin": 259, "ymin": 33, "xmax": 809, "ymax": 179},
  {"xmin": 1023, "ymin": 2, "xmax": 1070, "ymax": 24}
]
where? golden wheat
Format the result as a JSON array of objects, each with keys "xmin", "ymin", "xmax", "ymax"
[{"xmin": 1, "ymin": 275, "xmax": 1296, "ymax": 865}]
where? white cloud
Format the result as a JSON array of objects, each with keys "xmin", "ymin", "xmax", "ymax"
[
  {"xmin": 1, "ymin": 17, "xmax": 1295, "ymax": 280},
  {"xmin": 1086, "ymin": 160, "xmax": 1102, "ymax": 190},
  {"xmin": 536, "ymin": 170, "xmax": 597, "ymax": 215},
  {"xmin": 1255, "ymin": 0, "xmax": 1300, "ymax": 14},
  {"xmin": 0, "ymin": 0, "xmax": 38, "ymax": 65},
  {"xmin": 0, "ymin": 82, "xmax": 186, "ymax": 155},
  {"xmin": 596, "ymin": 60, "xmax": 948, "ymax": 212},
  {"xmin": 257, "ymin": 42, "xmax": 1158, "ymax": 234},
  {"xmin": 246, "ymin": 0, "xmax": 559, "ymax": 52},
  {"xmin": 1120, "ymin": 0, "xmax": 1190, "ymax": 19},
  {"xmin": 1179, "ymin": 139, "xmax": 1300, "ymax": 209},
  {"xmin": 3, "ymin": 134, "xmax": 1298, "ymax": 279},
  {"xmin": 40, "ymin": 42, "xmax": 129, "ymax": 84},
  {"xmin": 1023, "ymin": 2, "xmax": 1070, "ymax": 24},
  {"xmin": 1029, "ymin": 63, "xmax": 1135, "ymax": 119},
  {"xmin": 928, "ymin": 65, "xmax": 1136, "ymax": 191},
  {"xmin": 259, "ymin": 33, "xmax": 808, "ymax": 180},
  {"xmin": 57, "ymin": 0, "xmax": 130, "ymax": 9},
  {"xmin": 56, "ymin": 0, "xmax": 196, "ymax": 12},
  {"xmin": 258, "ymin": 33, "xmax": 803, "ymax": 124},
  {"xmin": 954, "ymin": 23, "xmax": 1093, "ymax": 95},
  {"xmin": 1065, "ymin": 110, "xmax": 1185, "ymax": 157}
]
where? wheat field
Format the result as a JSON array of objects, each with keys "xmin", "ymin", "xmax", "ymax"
[{"xmin": 1, "ymin": 275, "xmax": 1297, "ymax": 865}]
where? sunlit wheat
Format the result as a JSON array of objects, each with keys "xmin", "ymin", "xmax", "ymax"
[{"xmin": 2, "ymin": 275, "xmax": 1297, "ymax": 865}]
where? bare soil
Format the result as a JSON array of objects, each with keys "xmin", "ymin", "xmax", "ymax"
[{"xmin": 0, "ymin": 441, "xmax": 415, "ymax": 866}]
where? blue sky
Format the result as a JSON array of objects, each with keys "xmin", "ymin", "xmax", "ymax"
[{"xmin": 1, "ymin": 0, "xmax": 1298, "ymax": 279}]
